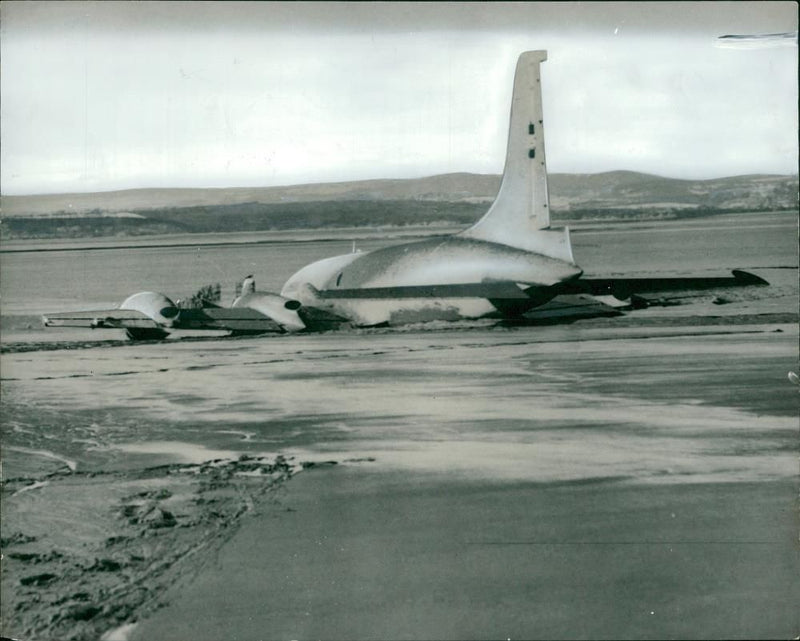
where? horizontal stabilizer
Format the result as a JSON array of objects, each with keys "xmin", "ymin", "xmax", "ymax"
[
  {"xmin": 567, "ymin": 270, "xmax": 768, "ymax": 299},
  {"xmin": 315, "ymin": 281, "xmax": 530, "ymax": 300}
]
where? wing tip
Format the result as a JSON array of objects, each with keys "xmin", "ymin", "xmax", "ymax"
[{"xmin": 731, "ymin": 269, "xmax": 769, "ymax": 286}]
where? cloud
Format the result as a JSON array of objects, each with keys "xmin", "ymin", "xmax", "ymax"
[{"xmin": 1, "ymin": 3, "xmax": 796, "ymax": 194}]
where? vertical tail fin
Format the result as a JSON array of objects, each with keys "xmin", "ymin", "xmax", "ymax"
[{"xmin": 462, "ymin": 50, "xmax": 574, "ymax": 263}]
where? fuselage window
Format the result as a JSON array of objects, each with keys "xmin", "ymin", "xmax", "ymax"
[{"xmin": 336, "ymin": 273, "xmax": 343, "ymax": 286}]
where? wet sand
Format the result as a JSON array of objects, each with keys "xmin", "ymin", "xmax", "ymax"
[
  {"xmin": 2, "ymin": 318, "xmax": 797, "ymax": 640},
  {"xmin": 1, "ymin": 452, "xmax": 298, "ymax": 641},
  {"xmin": 123, "ymin": 322, "xmax": 798, "ymax": 641},
  {"xmin": 131, "ymin": 469, "xmax": 799, "ymax": 641}
]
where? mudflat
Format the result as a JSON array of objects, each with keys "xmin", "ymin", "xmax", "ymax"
[
  {"xmin": 131, "ymin": 469, "xmax": 799, "ymax": 640},
  {"xmin": 3, "ymin": 320, "xmax": 796, "ymax": 640}
]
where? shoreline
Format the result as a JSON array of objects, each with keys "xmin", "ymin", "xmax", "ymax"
[
  {"xmin": 2, "ymin": 316, "xmax": 798, "ymax": 356},
  {"xmin": 3, "ymin": 210, "xmax": 796, "ymax": 254},
  {"xmin": 0, "ymin": 225, "xmax": 462, "ymax": 254}
]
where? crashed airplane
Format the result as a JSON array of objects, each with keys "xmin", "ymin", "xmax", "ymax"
[{"xmin": 43, "ymin": 50, "xmax": 767, "ymax": 340}]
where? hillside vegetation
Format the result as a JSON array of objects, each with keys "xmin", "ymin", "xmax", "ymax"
[{"xmin": 2, "ymin": 171, "xmax": 797, "ymax": 240}]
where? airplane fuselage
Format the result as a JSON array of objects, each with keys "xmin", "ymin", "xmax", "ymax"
[{"xmin": 281, "ymin": 235, "xmax": 582, "ymax": 326}]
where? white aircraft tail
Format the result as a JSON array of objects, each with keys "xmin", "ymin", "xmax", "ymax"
[{"xmin": 461, "ymin": 50, "xmax": 574, "ymax": 264}]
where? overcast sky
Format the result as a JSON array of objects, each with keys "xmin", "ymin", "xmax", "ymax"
[{"xmin": 1, "ymin": 1, "xmax": 797, "ymax": 195}]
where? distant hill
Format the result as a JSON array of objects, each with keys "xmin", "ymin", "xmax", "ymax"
[
  {"xmin": 1, "ymin": 171, "xmax": 797, "ymax": 240},
  {"xmin": 2, "ymin": 173, "xmax": 502, "ymax": 217},
  {"xmin": 4, "ymin": 171, "xmax": 798, "ymax": 216},
  {"xmin": 547, "ymin": 171, "xmax": 798, "ymax": 212}
]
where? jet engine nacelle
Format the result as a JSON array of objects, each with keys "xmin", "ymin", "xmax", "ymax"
[
  {"xmin": 232, "ymin": 292, "xmax": 306, "ymax": 332},
  {"xmin": 120, "ymin": 291, "xmax": 181, "ymax": 328}
]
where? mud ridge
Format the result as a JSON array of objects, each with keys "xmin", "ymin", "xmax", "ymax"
[{"xmin": 1, "ymin": 454, "xmax": 300, "ymax": 641}]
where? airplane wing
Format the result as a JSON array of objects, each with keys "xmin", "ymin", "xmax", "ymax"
[
  {"xmin": 565, "ymin": 269, "xmax": 768, "ymax": 300},
  {"xmin": 312, "ymin": 270, "xmax": 766, "ymax": 304},
  {"xmin": 43, "ymin": 307, "xmax": 285, "ymax": 334},
  {"xmin": 42, "ymin": 285, "xmax": 351, "ymax": 339},
  {"xmin": 178, "ymin": 306, "xmax": 348, "ymax": 333},
  {"xmin": 313, "ymin": 281, "xmax": 531, "ymax": 300},
  {"xmin": 175, "ymin": 308, "xmax": 285, "ymax": 333},
  {"xmin": 43, "ymin": 309, "xmax": 161, "ymax": 329},
  {"xmin": 517, "ymin": 270, "xmax": 768, "ymax": 323}
]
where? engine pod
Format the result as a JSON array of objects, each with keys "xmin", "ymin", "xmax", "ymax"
[
  {"xmin": 120, "ymin": 292, "xmax": 181, "ymax": 328},
  {"xmin": 232, "ymin": 292, "xmax": 306, "ymax": 332}
]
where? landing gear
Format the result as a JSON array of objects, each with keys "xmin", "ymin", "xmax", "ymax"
[{"xmin": 125, "ymin": 328, "xmax": 170, "ymax": 341}]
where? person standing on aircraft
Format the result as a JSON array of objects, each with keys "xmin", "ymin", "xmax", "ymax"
[{"xmin": 240, "ymin": 275, "xmax": 256, "ymax": 296}]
